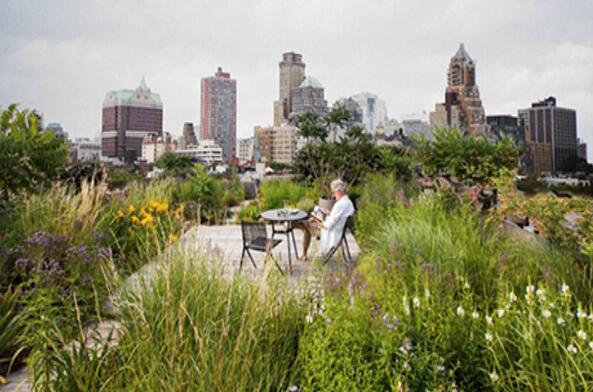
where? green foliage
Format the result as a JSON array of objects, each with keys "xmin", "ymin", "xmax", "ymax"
[
  {"xmin": 105, "ymin": 167, "xmax": 145, "ymax": 190},
  {"xmin": 0, "ymin": 104, "xmax": 68, "ymax": 199},
  {"xmin": 0, "ymin": 287, "xmax": 22, "ymax": 375},
  {"xmin": 415, "ymin": 127, "xmax": 519, "ymax": 184},
  {"xmin": 377, "ymin": 147, "xmax": 415, "ymax": 180},
  {"xmin": 156, "ymin": 151, "xmax": 195, "ymax": 178},
  {"xmin": 39, "ymin": 254, "xmax": 304, "ymax": 391},
  {"xmin": 236, "ymin": 204, "xmax": 261, "ymax": 223},
  {"xmin": 259, "ymin": 179, "xmax": 314, "ymax": 210},
  {"xmin": 173, "ymin": 164, "xmax": 238, "ymax": 223}
]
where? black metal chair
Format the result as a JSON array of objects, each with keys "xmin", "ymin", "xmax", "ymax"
[
  {"xmin": 240, "ymin": 221, "xmax": 283, "ymax": 272},
  {"xmin": 321, "ymin": 215, "xmax": 354, "ymax": 265}
]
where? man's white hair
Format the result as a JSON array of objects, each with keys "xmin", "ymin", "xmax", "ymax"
[{"xmin": 330, "ymin": 179, "xmax": 345, "ymax": 193}]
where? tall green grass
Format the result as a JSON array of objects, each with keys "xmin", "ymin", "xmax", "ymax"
[{"xmin": 39, "ymin": 253, "xmax": 304, "ymax": 391}]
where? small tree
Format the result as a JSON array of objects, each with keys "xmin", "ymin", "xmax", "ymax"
[
  {"xmin": 0, "ymin": 104, "xmax": 68, "ymax": 200},
  {"xmin": 415, "ymin": 127, "xmax": 519, "ymax": 184}
]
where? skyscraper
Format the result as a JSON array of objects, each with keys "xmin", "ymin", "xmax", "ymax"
[
  {"xmin": 200, "ymin": 67, "xmax": 237, "ymax": 162},
  {"xmin": 274, "ymin": 52, "xmax": 306, "ymax": 126},
  {"xmin": 518, "ymin": 97, "xmax": 578, "ymax": 174},
  {"xmin": 101, "ymin": 78, "xmax": 163, "ymax": 162},
  {"xmin": 430, "ymin": 43, "xmax": 488, "ymax": 136},
  {"xmin": 290, "ymin": 76, "xmax": 328, "ymax": 121},
  {"xmin": 351, "ymin": 92, "xmax": 388, "ymax": 134}
]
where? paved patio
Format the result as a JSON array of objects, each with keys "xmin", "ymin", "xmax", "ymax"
[{"xmin": 178, "ymin": 224, "xmax": 361, "ymax": 280}]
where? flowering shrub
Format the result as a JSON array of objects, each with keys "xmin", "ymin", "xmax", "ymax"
[
  {"xmin": 298, "ymin": 276, "xmax": 593, "ymax": 390},
  {"xmin": 109, "ymin": 198, "xmax": 182, "ymax": 272}
]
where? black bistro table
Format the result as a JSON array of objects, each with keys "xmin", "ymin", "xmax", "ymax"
[{"xmin": 260, "ymin": 208, "xmax": 308, "ymax": 274}]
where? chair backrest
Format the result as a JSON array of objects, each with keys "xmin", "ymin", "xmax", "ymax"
[
  {"xmin": 241, "ymin": 221, "xmax": 267, "ymax": 244},
  {"xmin": 340, "ymin": 214, "xmax": 354, "ymax": 241}
]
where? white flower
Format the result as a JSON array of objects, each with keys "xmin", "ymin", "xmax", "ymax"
[
  {"xmin": 561, "ymin": 283, "xmax": 570, "ymax": 295},
  {"xmin": 526, "ymin": 284, "xmax": 535, "ymax": 294},
  {"xmin": 542, "ymin": 310, "xmax": 551, "ymax": 318},
  {"xmin": 463, "ymin": 281, "xmax": 470, "ymax": 290},
  {"xmin": 589, "ymin": 341, "xmax": 593, "ymax": 350},
  {"xmin": 305, "ymin": 314, "xmax": 313, "ymax": 324},
  {"xmin": 549, "ymin": 302, "xmax": 556, "ymax": 309},
  {"xmin": 536, "ymin": 288, "xmax": 546, "ymax": 300},
  {"xmin": 403, "ymin": 361, "xmax": 410, "ymax": 370},
  {"xmin": 436, "ymin": 365, "xmax": 445, "ymax": 372},
  {"xmin": 578, "ymin": 330, "xmax": 587, "ymax": 340},
  {"xmin": 567, "ymin": 344, "xmax": 578, "ymax": 354},
  {"xmin": 413, "ymin": 297, "xmax": 420, "ymax": 308},
  {"xmin": 456, "ymin": 306, "xmax": 465, "ymax": 317},
  {"xmin": 577, "ymin": 310, "xmax": 587, "ymax": 319},
  {"xmin": 424, "ymin": 288, "xmax": 431, "ymax": 298},
  {"xmin": 497, "ymin": 309, "xmax": 505, "ymax": 318},
  {"xmin": 471, "ymin": 311, "xmax": 479, "ymax": 319},
  {"xmin": 485, "ymin": 332, "xmax": 493, "ymax": 342},
  {"xmin": 557, "ymin": 317, "xmax": 565, "ymax": 325},
  {"xmin": 486, "ymin": 316, "xmax": 493, "ymax": 325},
  {"xmin": 490, "ymin": 371, "xmax": 499, "ymax": 382},
  {"xmin": 509, "ymin": 292, "xmax": 517, "ymax": 303},
  {"xmin": 588, "ymin": 313, "xmax": 593, "ymax": 322}
]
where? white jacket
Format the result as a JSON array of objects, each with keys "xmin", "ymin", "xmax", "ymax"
[{"xmin": 319, "ymin": 196, "xmax": 355, "ymax": 253}]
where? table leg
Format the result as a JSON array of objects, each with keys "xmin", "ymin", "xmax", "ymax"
[{"xmin": 286, "ymin": 230, "xmax": 292, "ymax": 274}]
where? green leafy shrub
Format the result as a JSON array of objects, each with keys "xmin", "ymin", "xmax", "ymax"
[
  {"xmin": 415, "ymin": 127, "xmax": 519, "ymax": 184},
  {"xmin": 0, "ymin": 105, "xmax": 68, "ymax": 201},
  {"xmin": 105, "ymin": 167, "xmax": 145, "ymax": 190},
  {"xmin": 236, "ymin": 204, "xmax": 261, "ymax": 223}
]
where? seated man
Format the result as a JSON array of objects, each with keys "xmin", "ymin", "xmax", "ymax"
[{"xmin": 294, "ymin": 179, "xmax": 355, "ymax": 261}]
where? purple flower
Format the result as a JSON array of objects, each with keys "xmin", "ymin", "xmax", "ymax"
[
  {"xmin": 14, "ymin": 257, "xmax": 32, "ymax": 270},
  {"xmin": 93, "ymin": 232, "xmax": 106, "ymax": 243},
  {"xmin": 97, "ymin": 247, "xmax": 112, "ymax": 260},
  {"xmin": 26, "ymin": 231, "xmax": 50, "ymax": 248},
  {"xmin": 66, "ymin": 244, "xmax": 91, "ymax": 263}
]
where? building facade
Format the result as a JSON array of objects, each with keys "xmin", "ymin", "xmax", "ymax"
[
  {"xmin": 430, "ymin": 44, "xmax": 488, "ymax": 137},
  {"xmin": 351, "ymin": 92, "xmax": 388, "ymax": 135},
  {"xmin": 237, "ymin": 137, "xmax": 255, "ymax": 164},
  {"xmin": 290, "ymin": 76, "xmax": 328, "ymax": 122},
  {"xmin": 72, "ymin": 138, "xmax": 101, "ymax": 161},
  {"xmin": 518, "ymin": 97, "xmax": 578, "ymax": 174},
  {"xmin": 45, "ymin": 122, "xmax": 68, "ymax": 140},
  {"xmin": 578, "ymin": 138, "xmax": 587, "ymax": 162},
  {"xmin": 183, "ymin": 122, "xmax": 198, "ymax": 146},
  {"xmin": 101, "ymin": 78, "xmax": 163, "ymax": 163},
  {"xmin": 274, "ymin": 52, "xmax": 306, "ymax": 126},
  {"xmin": 174, "ymin": 140, "xmax": 223, "ymax": 164},
  {"xmin": 200, "ymin": 67, "xmax": 237, "ymax": 162},
  {"xmin": 141, "ymin": 132, "xmax": 172, "ymax": 164},
  {"xmin": 254, "ymin": 125, "xmax": 299, "ymax": 166}
]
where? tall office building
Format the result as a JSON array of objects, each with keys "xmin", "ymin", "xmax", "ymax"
[
  {"xmin": 351, "ymin": 92, "xmax": 388, "ymax": 134},
  {"xmin": 430, "ymin": 43, "xmax": 488, "ymax": 136},
  {"xmin": 101, "ymin": 78, "xmax": 163, "ymax": 162},
  {"xmin": 200, "ymin": 67, "xmax": 237, "ymax": 162},
  {"xmin": 274, "ymin": 52, "xmax": 306, "ymax": 126},
  {"xmin": 518, "ymin": 97, "xmax": 578, "ymax": 174},
  {"xmin": 290, "ymin": 76, "xmax": 328, "ymax": 121},
  {"xmin": 182, "ymin": 122, "xmax": 198, "ymax": 146}
]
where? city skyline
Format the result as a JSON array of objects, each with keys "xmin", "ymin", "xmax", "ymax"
[{"xmin": 1, "ymin": 1, "xmax": 592, "ymax": 161}]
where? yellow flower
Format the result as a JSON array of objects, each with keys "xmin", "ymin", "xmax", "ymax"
[
  {"xmin": 140, "ymin": 207, "xmax": 148, "ymax": 217},
  {"xmin": 140, "ymin": 218, "xmax": 148, "ymax": 226},
  {"xmin": 131, "ymin": 215, "xmax": 140, "ymax": 224},
  {"xmin": 128, "ymin": 204, "xmax": 135, "ymax": 213},
  {"xmin": 169, "ymin": 233, "xmax": 179, "ymax": 242},
  {"xmin": 156, "ymin": 202, "xmax": 169, "ymax": 212},
  {"xmin": 116, "ymin": 210, "xmax": 124, "ymax": 218}
]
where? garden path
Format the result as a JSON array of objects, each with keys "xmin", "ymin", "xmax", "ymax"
[{"xmin": 1, "ymin": 225, "xmax": 360, "ymax": 391}]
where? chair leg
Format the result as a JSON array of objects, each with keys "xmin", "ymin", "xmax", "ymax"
[
  {"xmin": 240, "ymin": 246, "xmax": 246, "ymax": 271},
  {"xmin": 343, "ymin": 235, "xmax": 352, "ymax": 262},
  {"xmin": 246, "ymin": 248, "xmax": 257, "ymax": 269},
  {"xmin": 322, "ymin": 246, "xmax": 338, "ymax": 265},
  {"xmin": 291, "ymin": 229, "xmax": 299, "ymax": 261}
]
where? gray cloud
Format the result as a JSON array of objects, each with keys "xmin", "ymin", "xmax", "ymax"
[{"xmin": 1, "ymin": 0, "xmax": 592, "ymax": 161}]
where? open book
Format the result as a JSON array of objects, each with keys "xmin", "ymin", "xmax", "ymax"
[{"xmin": 310, "ymin": 206, "xmax": 327, "ymax": 222}]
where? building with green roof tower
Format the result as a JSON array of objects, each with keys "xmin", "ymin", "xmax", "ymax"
[{"xmin": 101, "ymin": 77, "xmax": 163, "ymax": 163}]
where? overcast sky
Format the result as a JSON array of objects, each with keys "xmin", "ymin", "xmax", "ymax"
[{"xmin": 1, "ymin": 0, "xmax": 592, "ymax": 160}]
